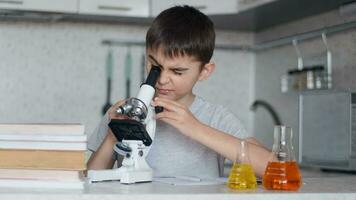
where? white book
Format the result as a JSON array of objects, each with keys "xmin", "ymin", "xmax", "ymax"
[
  {"xmin": 0, "ymin": 140, "xmax": 87, "ymax": 151},
  {"xmin": 0, "ymin": 169, "xmax": 83, "ymax": 181},
  {"xmin": 0, "ymin": 123, "xmax": 85, "ymax": 135},
  {"xmin": 0, "ymin": 124, "xmax": 87, "ymax": 150},
  {"xmin": 0, "ymin": 178, "xmax": 85, "ymax": 189},
  {"xmin": 0, "ymin": 134, "xmax": 87, "ymax": 142}
]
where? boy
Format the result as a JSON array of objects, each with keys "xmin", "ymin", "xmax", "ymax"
[{"xmin": 87, "ymin": 5, "xmax": 271, "ymax": 178}]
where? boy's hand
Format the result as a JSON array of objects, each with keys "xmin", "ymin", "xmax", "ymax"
[
  {"xmin": 106, "ymin": 100, "xmax": 130, "ymax": 143},
  {"xmin": 107, "ymin": 100, "xmax": 128, "ymax": 121},
  {"xmin": 152, "ymin": 97, "xmax": 201, "ymax": 136}
]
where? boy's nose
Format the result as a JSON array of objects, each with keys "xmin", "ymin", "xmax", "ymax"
[{"xmin": 157, "ymin": 70, "xmax": 169, "ymax": 85}]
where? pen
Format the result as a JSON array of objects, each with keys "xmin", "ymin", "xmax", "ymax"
[
  {"xmin": 176, "ymin": 176, "xmax": 201, "ymax": 182},
  {"xmin": 156, "ymin": 176, "xmax": 201, "ymax": 182}
]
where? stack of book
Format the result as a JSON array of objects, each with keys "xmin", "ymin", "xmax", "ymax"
[{"xmin": 0, "ymin": 123, "xmax": 87, "ymax": 189}]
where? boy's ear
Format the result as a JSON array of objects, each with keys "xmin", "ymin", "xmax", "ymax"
[{"xmin": 198, "ymin": 62, "xmax": 215, "ymax": 81}]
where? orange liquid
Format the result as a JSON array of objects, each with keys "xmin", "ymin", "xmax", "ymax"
[{"xmin": 262, "ymin": 161, "xmax": 302, "ymax": 191}]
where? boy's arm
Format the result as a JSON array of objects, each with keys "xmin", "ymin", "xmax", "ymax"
[
  {"xmin": 152, "ymin": 97, "xmax": 271, "ymax": 177},
  {"xmin": 87, "ymin": 130, "xmax": 117, "ymax": 170},
  {"xmin": 191, "ymin": 124, "xmax": 270, "ymax": 177},
  {"xmin": 86, "ymin": 100, "xmax": 126, "ymax": 170}
]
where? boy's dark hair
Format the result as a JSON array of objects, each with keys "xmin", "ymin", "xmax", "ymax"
[{"xmin": 146, "ymin": 5, "xmax": 215, "ymax": 64}]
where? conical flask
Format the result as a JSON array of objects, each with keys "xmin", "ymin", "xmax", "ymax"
[
  {"xmin": 227, "ymin": 140, "xmax": 257, "ymax": 190},
  {"xmin": 263, "ymin": 126, "xmax": 302, "ymax": 191}
]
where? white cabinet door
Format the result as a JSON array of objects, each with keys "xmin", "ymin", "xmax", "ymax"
[
  {"xmin": 0, "ymin": 0, "xmax": 78, "ymax": 13},
  {"xmin": 78, "ymin": 0, "xmax": 149, "ymax": 17},
  {"xmin": 151, "ymin": 0, "xmax": 239, "ymax": 16},
  {"xmin": 237, "ymin": 0, "xmax": 276, "ymax": 12}
]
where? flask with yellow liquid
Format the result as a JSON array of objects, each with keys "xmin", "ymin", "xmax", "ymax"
[
  {"xmin": 263, "ymin": 126, "xmax": 302, "ymax": 191},
  {"xmin": 227, "ymin": 140, "xmax": 257, "ymax": 190}
]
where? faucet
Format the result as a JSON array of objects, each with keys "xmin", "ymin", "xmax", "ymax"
[{"xmin": 250, "ymin": 100, "xmax": 282, "ymax": 126}]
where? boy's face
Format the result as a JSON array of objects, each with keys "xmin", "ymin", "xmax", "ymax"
[{"xmin": 146, "ymin": 47, "xmax": 213, "ymax": 105}]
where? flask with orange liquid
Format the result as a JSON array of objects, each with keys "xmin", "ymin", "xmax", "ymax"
[
  {"xmin": 263, "ymin": 126, "xmax": 302, "ymax": 191},
  {"xmin": 227, "ymin": 140, "xmax": 257, "ymax": 190}
]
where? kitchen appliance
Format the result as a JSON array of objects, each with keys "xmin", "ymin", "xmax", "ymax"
[{"xmin": 299, "ymin": 90, "xmax": 356, "ymax": 171}]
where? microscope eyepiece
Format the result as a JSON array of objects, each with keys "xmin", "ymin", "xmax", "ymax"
[{"xmin": 145, "ymin": 65, "xmax": 161, "ymax": 87}]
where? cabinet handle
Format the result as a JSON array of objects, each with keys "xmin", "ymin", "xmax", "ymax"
[
  {"xmin": 97, "ymin": 5, "xmax": 132, "ymax": 12},
  {"xmin": 0, "ymin": 0, "xmax": 23, "ymax": 4}
]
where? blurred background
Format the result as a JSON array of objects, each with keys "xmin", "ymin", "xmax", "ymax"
[{"xmin": 1, "ymin": 0, "xmax": 356, "ymax": 168}]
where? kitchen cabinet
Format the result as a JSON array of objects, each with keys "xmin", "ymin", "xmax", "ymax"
[
  {"xmin": 0, "ymin": 0, "xmax": 344, "ymax": 31},
  {"xmin": 151, "ymin": 0, "xmax": 239, "ymax": 16},
  {"xmin": 237, "ymin": 0, "xmax": 276, "ymax": 12},
  {"xmin": 0, "ymin": 0, "xmax": 77, "ymax": 13},
  {"xmin": 78, "ymin": 0, "xmax": 149, "ymax": 17}
]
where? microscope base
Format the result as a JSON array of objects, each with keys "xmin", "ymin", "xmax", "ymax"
[
  {"xmin": 87, "ymin": 168, "xmax": 153, "ymax": 184},
  {"xmin": 121, "ymin": 169, "xmax": 153, "ymax": 184}
]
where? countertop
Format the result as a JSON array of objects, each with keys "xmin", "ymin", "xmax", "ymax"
[{"xmin": 0, "ymin": 167, "xmax": 355, "ymax": 200}]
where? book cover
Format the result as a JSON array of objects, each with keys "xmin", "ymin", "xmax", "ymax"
[
  {"xmin": 0, "ymin": 134, "xmax": 87, "ymax": 142},
  {"xmin": 0, "ymin": 123, "xmax": 84, "ymax": 135},
  {"xmin": 0, "ymin": 123, "xmax": 87, "ymax": 150},
  {"xmin": 0, "ymin": 178, "xmax": 85, "ymax": 189},
  {"xmin": 0, "ymin": 149, "xmax": 86, "ymax": 170},
  {"xmin": 0, "ymin": 140, "xmax": 87, "ymax": 151},
  {"xmin": 0, "ymin": 168, "xmax": 84, "ymax": 181}
]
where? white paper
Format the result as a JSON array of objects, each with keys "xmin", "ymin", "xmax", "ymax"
[{"xmin": 153, "ymin": 176, "xmax": 227, "ymax": 186}]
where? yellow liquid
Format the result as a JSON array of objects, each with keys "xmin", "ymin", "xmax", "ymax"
[{"xmin": 227, "ymin": 163, "xmax": 257, "ymax": 190}]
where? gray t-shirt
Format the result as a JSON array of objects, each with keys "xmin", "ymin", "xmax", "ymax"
[{"xmin": 88, "ymin": 96, "xmax": 250, "ymax": 178}]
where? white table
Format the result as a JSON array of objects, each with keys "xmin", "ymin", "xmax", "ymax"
[{"xmin": 0, "ymin": 168, "xmax": 355, "ymax": 200}]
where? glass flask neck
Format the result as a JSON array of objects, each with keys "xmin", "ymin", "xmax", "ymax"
[
  {"xmin": 272, "ymin": 126, "xmax": 295, "ymax": 162},
  {"xmin": 238, "ymin": 140, "xmax": 252, "ymax": 164}
]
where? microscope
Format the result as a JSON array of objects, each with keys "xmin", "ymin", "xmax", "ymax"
[{"xmin": 87, "ymin": 65, "xmax": 161, "ymax": 184}]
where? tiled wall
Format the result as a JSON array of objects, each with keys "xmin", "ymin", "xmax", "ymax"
[
  {"xmin": 254, "ymin": 10, "xmax": 356, "ymax": 154},
  {"xmin": 0, "ymin": 21, "xmax": 255, "ymax": 138}
]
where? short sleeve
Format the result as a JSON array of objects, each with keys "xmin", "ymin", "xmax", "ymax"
[
  {"xmin": 212, "ymin": 106, "xmax": 251, "ymax": 139},
  {"xmin": 87, "ymin": 113, "xmax": 110, "ymax": 152}
]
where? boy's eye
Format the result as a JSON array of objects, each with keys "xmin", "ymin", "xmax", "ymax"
[{"xmin": 173, "ymin": 70, "xmax": 183, "ymax": 75}]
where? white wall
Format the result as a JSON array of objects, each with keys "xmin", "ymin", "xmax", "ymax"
[{"xmin": 0, "ymin": 21, "xmax": 255, "ymax": 139}]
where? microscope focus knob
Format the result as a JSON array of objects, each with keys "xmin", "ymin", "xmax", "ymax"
[{"xmin": 114, "ymin": 142, "xmax": 132, "ymax": 157}]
